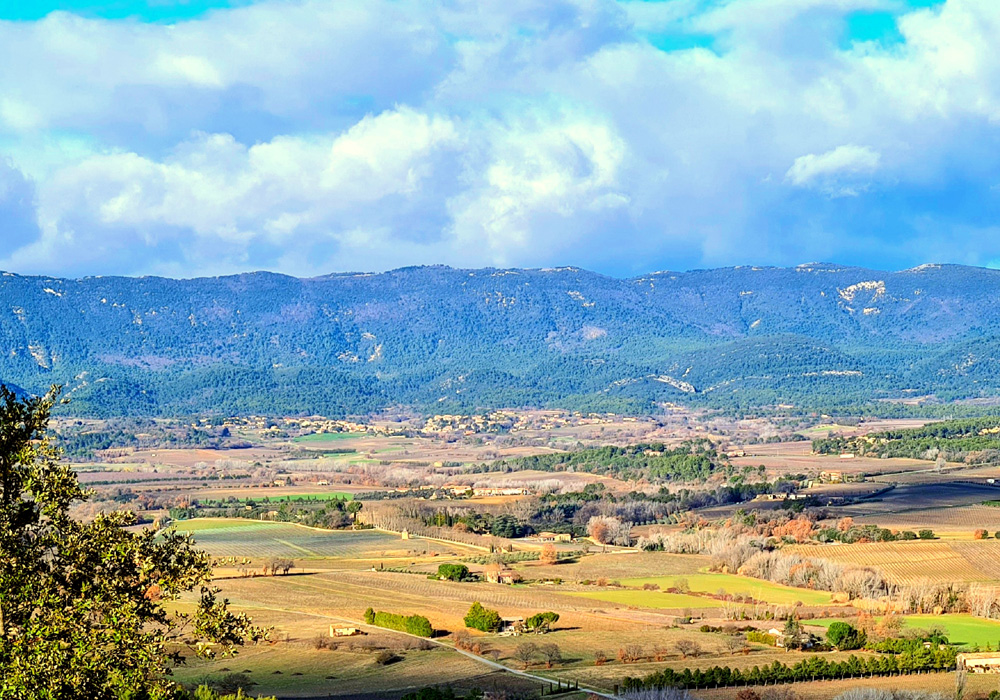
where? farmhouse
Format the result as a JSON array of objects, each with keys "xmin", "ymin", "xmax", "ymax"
[
  {"xmin": 472, "ymin": 487, "xmax": 529, "ymax": 497},
  {"xmin": 485, "ymin": 568, "xmax": 518, "ymax": 585},
  {"xmin": 330, "ymin": 626, "xmax": 361, "ymax": 637},
  {"xmin": 958, "ymin": 652, "xmax": 1000, "ymax": 673},
  {"xmin": 534, "ymin": 531, "xmax": 573, "ymax": 543},
  {"xmin": 498, "ymin": 617, "xmax": 525, "ymax": 636}
]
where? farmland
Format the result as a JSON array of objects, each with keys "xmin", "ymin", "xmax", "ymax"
[
  {"xmin": 616, "ymin": 574, "xmax": 834, "ymax": 606},
  {"xmin": 69, "ymin": 409, "xmax": 1000, "ymax": 699},
  {"xmin": 786, "ymin": 539, "xmax": 1000, "ymax": 582},
  {"xmin": 171, "ymin": 519, "xmax": 472, "ymax": 560},
  {"xmin": 808, "ymin": 614, "xmax": 1000, "ymax": 648}
]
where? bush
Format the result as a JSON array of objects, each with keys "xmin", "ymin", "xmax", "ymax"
[
  {"xmin": 826, "ymin": 622, "xmax": 865, "ymax": 651},
  {"xmin": 464, "ymin": 602, "xmax": 502, "ymax": 632},
  {"xmin": 364, "ymin": 607, "xmax": 375, "ymax": 624},
  {"xmin": 369, "ymin": 609, "xmax": 434, "ymax": 637},
  {"xmin": 375, "ymin": 650, "xmax": 399, "ymax": 666},
  {"xmin": 437, "ymin": 564, "xmax": 469, "ymax": 581},
  {"xmin": 746, "ymin": 630, "xmax": 777, "ymax": 646},
  {"xmin": 918, "ymin": 529, "xmax": 935, "ymax": 540}
]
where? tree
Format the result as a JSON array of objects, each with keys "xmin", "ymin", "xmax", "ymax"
[
  {"xmin": 463, "ymin": 602, "xmax": 501, "ymax": 632},
  {"xmin": 675, "ymin": 639, "xmax": 700, "ymax": 659},
  {"xmin": 975, "ymin": 529, "xmax": 989, "ymax": 540},
  {"xmin": 346, "ymin": 500, "xmax": 363, "ymax": 523},
  {"xmin": 525, "ymin": 611, "xmax": 559, "ymax": 633},
  {"xmin": 919, "ymin": 529, "xmax": 935, "ymax": 540},
  {"xmin": 437, "ymin": 563, "xmax": 469, "ymax": 581},
  {"xmin": 826, "ymin": 622, "xmax": 865, "ymax": 651},
  {"xmin": 364, "ymin": 607, "xmax": 376, "ymax": 624},
  {"xmin": 539, "ymin": 642, "xmax": 562, "ymax": 668},
  {"xmin": 588, "ymin": 517, "xmax": 611, "ymax": 545},
  {"xmin": 540, "ymin": 543, "xmax": 558, "ymax": 565},
  {"xmin": 724, "ymin": 634, "xmax": 746, "ymax": 655},
  {"xmin": 0, "ymin": 387, "xmax": 265, "ymax": 699},
  {"xmin": 512, "ymin": 641, "xmax": 538, "ymax": 669}
]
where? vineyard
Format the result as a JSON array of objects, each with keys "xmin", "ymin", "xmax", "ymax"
[
  {"xmin": 787, "ymin": 540, "xmax": 1000, "ymax": 583},
  {"xmin": 855, "ymin": 504, "xmax": 1000, "ymax": 534},
  {"xmin": 170, "ymin": 519, "xmax": 465, "ymax": 559},
  {"xmin": 319, "ymin": 570, "xmax": 626, "ymax": 614}
]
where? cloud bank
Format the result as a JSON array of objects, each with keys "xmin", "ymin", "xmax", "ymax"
[{"xmin": 1, "ymin": 0, "xmax": 999, "ymax": 277}]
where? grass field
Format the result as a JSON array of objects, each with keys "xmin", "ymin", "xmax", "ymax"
[
  {"xmin": 808, "ymin": 614, "xmax": 1000, "ymax": 648},
  {"xmin": 618, "ymin": 574, "xmax": 833, "ymax": 606},
  {"xmin": 169, "ymin": 519, "xmax": 463, "ymax": 559}
]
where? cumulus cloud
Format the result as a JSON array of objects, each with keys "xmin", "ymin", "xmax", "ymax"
[
  {"xmin": 785, "ymin": 145, "xmax": 881, "ymax": 196},
  {"xmin": 3, "ymin": 0, "xmax": 1000, "ymax": 276}
]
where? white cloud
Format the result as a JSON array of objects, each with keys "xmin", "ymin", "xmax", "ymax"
[
  {"xmin": 785, "ymin": 145, "xmax": 881, "ymax": 196},
  {"xmin": 4, "ymin": 0, "xmax": 1000, "ymax": 275}
]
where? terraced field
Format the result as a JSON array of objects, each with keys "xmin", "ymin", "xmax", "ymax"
[
  {"xmin": 854, "ymin": 504, "xmax": 1000, "ymax": 536},
  {"xmin": 787, "ymin": 540, "xmax": 1000, "ymax": 583},
  {"xmin": 170, "ymin": 519, "xmax": 468, "ymax": 559}
]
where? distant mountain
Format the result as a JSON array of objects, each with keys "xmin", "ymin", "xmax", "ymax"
[{"xmin": 5, "ymin": 263, "xmax": 1000, "ymax": 416}]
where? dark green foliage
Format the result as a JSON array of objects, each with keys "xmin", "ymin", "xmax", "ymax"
[
  {"xmin": 814, "ymin": 524, "xmax": 931, "ymax": 544},
  {"xmin": 364, "ymin": 607, "xmax": 375, "ymax": 625},
  {"xmin": 494, "ymin": 442, "xmax": 719, "ymax": 482},
  {"xmin": 624, "ymin": 646, "xmax": 958, "ymax": 690},
  {"xmin": 9, "ymin": 265, "xmax": 1000, "ymax": 418},
  {"xmin": 463, "ymin": 602, "xmax": 502, "ymax": 633},
  {"xmin": 524, "ymin": 612, "xmax": 559, "ymax": 633},
  {"xmin": 370, "ymin": 610, "xmax": 434, "ymax": 637},
  {"xmin": 0, "ymin": 387, "xmax": 266, "ymax": 698},
  {"xmin": 436, "ymin": 564, "xmax": 469, "ymax": 581},
  {"xmin": 814, "ymin": 417, "xmax": 1000, "ymax": 460},
  {"xmin": 826, "ymin": 622, "xmax": 865, "ymax": 650}
]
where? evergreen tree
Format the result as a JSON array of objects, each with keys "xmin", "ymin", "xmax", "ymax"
[{"xmin": 0, "ymin": 387, "xmax": 265, "ymax": 698}]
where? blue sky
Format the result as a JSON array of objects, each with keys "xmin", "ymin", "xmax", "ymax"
[{"xmin": 0, "ymin": 0, "xmax": 996, "ymax": 278}]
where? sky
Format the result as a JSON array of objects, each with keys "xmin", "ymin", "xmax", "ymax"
[{"xmin": 4, "ymin": 0, "xmax": 1000, "ymax": 279}]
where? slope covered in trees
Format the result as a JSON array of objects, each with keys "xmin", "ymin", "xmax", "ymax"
[{"xmin": 5, "ymin": 263, "xmax": 1000, "ymax": 416}]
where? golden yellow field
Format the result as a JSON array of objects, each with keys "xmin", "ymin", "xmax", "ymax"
[{"xmin": 787, "ymin": 539, "xmax": 1000, "ymax": 582}]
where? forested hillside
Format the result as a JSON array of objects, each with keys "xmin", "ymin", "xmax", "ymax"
[{"xmin": 5, "ymin": 263, "xmax": 1000, "ymax": 416}]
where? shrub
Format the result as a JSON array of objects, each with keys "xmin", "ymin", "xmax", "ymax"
[
  {"xmin": 826, "ymin": 622, "xmax": 865, "ymax": 651},
  {"xmin": 369, "ymin": 609, "xmax": 434, "ymax": 637},
  {"xmin": 746, "ymin": 630, "xmax": 777, "ymax": 646},
  {"xmin": 436, "ymin": 564, "xmax": 469, "ymax": 581},
  {"xmin": 975, "ymin": 529, "xmax": 989, "ymax": 540},
  {"xmin": 364, "ymin": 607, "xmax": 375, "ymax": 625},
  {"xmin": 918, "ymin": 529, "xmax": 935, "ymax": 540},
  {"xmin": 374, "ymin": 650, "xmax": 399, "ymax": 666},
  {"xmin": 463, "ymin": 602, "xmax": 501, "ymax": 632}
]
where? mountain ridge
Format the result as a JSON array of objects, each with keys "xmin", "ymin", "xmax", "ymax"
[{"xmin": 4, "ymin": 263, "xmax": 1000, "ymax": 416}]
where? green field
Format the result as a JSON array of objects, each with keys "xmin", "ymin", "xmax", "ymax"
[
  {"xmin": 293, "ymin": 432, "xmax": 366, "ymax": 443},
  {"xmin": 618, "ymin": 573, "xmax": 834, "ymax": 606},
  {"xmin": 169, "ymin": 519, "xmax": 459, "ymax": 559},
  {"xmin": 566, "ymin": 588, "xmax": 721, "ymax": 609},
  {"xmin": 200, "ymin": 491, "xmax": 354, "ymax": 505},
  {"xmin": 809, "ymin": 614, "xmax": 1000, "ymax": 647}
]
